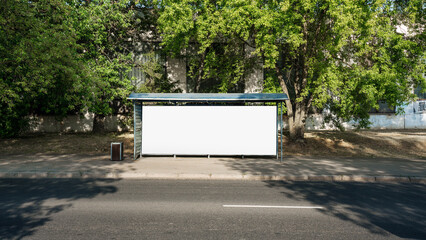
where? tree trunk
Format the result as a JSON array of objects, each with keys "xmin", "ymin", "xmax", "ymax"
[
  {"xmin": 289, "ymin": 121, "xmax": 304, "ymax": 141},
  {"xmin": 195, "ymin": 50, "xmax": 207, "ymax": 93},
  {"xmin": 289, "ymin": 102, "xmax": 308, "ymax": 142},
  {"xmin": 275, "ymin": 64, "xmax": 308, "ymax": 142},
  {"xmin": 92, "ymin": 113, "xmax": 106, "ymax": 133}
]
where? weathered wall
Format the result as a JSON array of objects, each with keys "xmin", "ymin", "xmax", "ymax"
[
  {"xmin": 281, "ymin": 101, "xmax": 426, "ymax": 130},
  {"xmin": 29, "ymin": 112, "xmax": 94, "ymax": 133},
  {"xmin": 28, "ymin": 101, "xmax": 425, "ymax": 133},
  {"xmin": 28, "ymin": 113, "xmax": 130, "ymax": 133},
  {"xmin": 167, "ymin": 57, "xmax": 187, "ymax": 93},
  {"xmin": 401, "ymin": 100, "xmax": 426, "ymax": 129},
  {"xmin": 244, "ymin": 45, "xmax": 263, "ymax": 93}
]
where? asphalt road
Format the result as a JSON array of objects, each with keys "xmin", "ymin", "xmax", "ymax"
[{"xmin": 0, "ymin": 179, "xmax": 425, "ymax": 240}]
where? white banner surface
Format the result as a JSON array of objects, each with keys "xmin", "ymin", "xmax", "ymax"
[{"xmin": 142, "ymin": 106, "xmax": 277, "ymax": 156}]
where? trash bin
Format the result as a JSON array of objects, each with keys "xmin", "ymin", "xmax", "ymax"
[{"xmin": 111, "ymin": 142, "xmax": 124, "ymax": 161}]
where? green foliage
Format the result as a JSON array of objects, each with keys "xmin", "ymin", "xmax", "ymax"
[
  {"xmin": 71, "ymin": 0, "xmax": 136, "ymax": 117},
  {"xmin": 0, "ymin": 0, "xmax": 88, "ymax": 137},
  {"xmin": 184, "ymin": 43, "xmax": 251, "ymax": 93},
  {"xmin": 263, "ymin": 70, "xmax": 283, "ymax": 94},
  {"xmin": 157, "ymin": 0, "xmax": 425, "ymax": 138},
  {"xmin": 0, "ymin": 0, "xmax": 142, "ymax": 136},
  {"xmin": 1, "ymin": 0, "xmax": 423, "ymax": 138},
  {"xmin": 157, "ymin": 0, "xmax": 258, "ymax": 93},
  {"xmin": 136, "ymin": 51, "xmax": 181, "ymax": 93}
]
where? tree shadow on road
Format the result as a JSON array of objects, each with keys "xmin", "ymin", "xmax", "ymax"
[
  {"xmin": 0, "ymin": 178, "xmax": 118, "ymax": 239},
  {"xmin": 264, "ymin": 181, "xmax": 426, "ymax": 239}
]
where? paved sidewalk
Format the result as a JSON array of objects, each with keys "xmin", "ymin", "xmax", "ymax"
[{"xmin": 0, "ymin": 154, "xmax": 425, "ymax": 182}]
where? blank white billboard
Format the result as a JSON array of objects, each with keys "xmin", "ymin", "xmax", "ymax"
[{"xmin": 142, "ymin": 106, "xmax": 277, "ymax": 156}]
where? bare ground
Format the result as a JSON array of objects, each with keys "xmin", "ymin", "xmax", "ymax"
[{"xmin": 0, "ymin": 130, "xmax": 425, "ymax": 159}]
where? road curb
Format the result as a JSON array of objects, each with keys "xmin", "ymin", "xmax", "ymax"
[{"xmin": 0, "ymin": 171, "xmax": 425, "ymax": 183}]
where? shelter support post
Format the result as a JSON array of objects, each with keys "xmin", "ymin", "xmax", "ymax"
[
  {"xmin": 280, "ymin": 102, "xmax": 283, "ymax": 162},
  {"xmin": 133, "ymin": 101, "xmax": 136, "ymax": 160},
  {"xmin": 276, "ymin": 102, "xmax": 279, "ymax": 160},
  {"xmin": 133, "ymin": 101, "xmax": 143, "ymax": 160},
  {"xmin": 141, "ymin": 102, "xmax": 143, "ymax": 158}
]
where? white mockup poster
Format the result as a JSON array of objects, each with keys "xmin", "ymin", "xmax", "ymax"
[{"xmin": 141, "ymin": 106, "xmax": 277, "ymax": 156}]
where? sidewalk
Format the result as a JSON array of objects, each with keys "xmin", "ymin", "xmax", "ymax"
[{"xmin": 0, "ymin": 154, "xmax": 425, "ymax": 183}]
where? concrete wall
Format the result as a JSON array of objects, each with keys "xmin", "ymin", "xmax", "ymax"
[
  {"xmin": 244, "ymin": 66, "xmax": 263, "ymax": 93},
  {"xmin": 29, "ymin": 112, "xmax": 94, "ymax": 133},
  {"xmin": 28, "ymin": 101, "xmax": 425, "ymax": 133},
  {"xmin": 401, "ymin": 100, "xmax": 426, "ymax": 129},
  {"xmin": 167, "ymin": 57, "xmax": 187, "ymax": 93},
  {"xmin": 28, "ymin": 113, "xmax": 130, "ymax": 133},
  {"xmin": 280, "ymin": 100, "xmax": 426, "ymax": 130},
  {"xmin": 244, "ymin": 45, "xmax": 263, "ymax": 93}
]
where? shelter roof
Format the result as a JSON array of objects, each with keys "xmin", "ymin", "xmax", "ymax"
[{"xmin": 128, "ymin": 93, "xmax": 288, "ymax": 102}]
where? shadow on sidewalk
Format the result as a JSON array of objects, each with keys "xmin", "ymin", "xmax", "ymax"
[
  {"xmin": 0, "ymin": 153, "xmax": 137, "ymax": 176},
  {"xmin": 264, "ymin": 181, "xmax": 426, "ymax": 239},
  {"xmin": 218, "ymin": 156, "xmax": 426, "ymax": 177},
  {"xmin": 0, "ymin": 178, "xmax": 119, "ymax": 239}
]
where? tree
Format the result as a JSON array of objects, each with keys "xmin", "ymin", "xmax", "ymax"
[
  {"xmin": 157, "ymin": 1, "xmax": 259, "ymax": 93},
  {"xmin": 72, "ymin": 0, "xmax": 178, "ymax": 132},
  {"xmin": 71, "ymin": 0, "xmax": 136, "ymax": 132},
  {"xmin": 0, "ymin": 0, "xmax": 88, "ymax": 137},
  {"xmin": 0, "ymin": 0, "xmax": 176, "ymax": 137},
  {"xmin": 157, "ymin": 0, "xmax": 425, "ymax": 140}
]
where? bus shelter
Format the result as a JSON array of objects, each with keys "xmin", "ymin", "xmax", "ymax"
[{"xmin": 128, "ymin": 93, "xmax": 288, "ymax": 161}]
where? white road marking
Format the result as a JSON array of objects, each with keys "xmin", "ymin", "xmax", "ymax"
[{"xmin": 223, "ymin": 205, "xmax": 323, "ymax": 209}]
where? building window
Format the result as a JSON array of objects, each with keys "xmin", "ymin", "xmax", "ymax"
[
  {"xmin": 369, "ymin": 100, "xmax": 396, "ymax": 114},
  {"xmin": 418, "ymin": 101, "xmax": 426, "ymax": 112},
  {"xmin": 414, "ymin": 86, "xmax": 426, "ymax": 100},
  {"xmin": 129, "ymin": 42, "xmax": 166, "ymax": 89}
]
